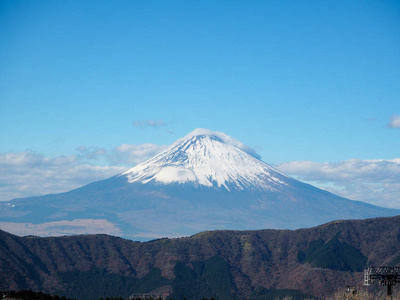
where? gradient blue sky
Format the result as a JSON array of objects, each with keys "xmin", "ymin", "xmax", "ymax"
[{"xmin": 1, "ymin": 1, "xmax": 399, "ymax": 207}]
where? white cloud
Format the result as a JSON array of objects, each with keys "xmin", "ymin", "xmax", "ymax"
[
  {"xmin": 177, "ymin": 128, "xmax": 262, "ymax": 159},
  {"xmin": 110, "ymin": 143, "xmax": 168, "ymax": 165},
  {"xmin": 276, "ymin": 159, "xmax": 400, "ymax": 208},
  {"xmin": 0, "ymin": 151, "xmax": 128, "ymax": 202},
  {"xmin": 133, "ymin": 119, "xmax": 167, "ymax": 129},
  {"xmin": 0, "ymin": 141, "xmax": 168, "ymax": 202},
  {"xmin": 75, "ymin": 143, "xmax": 168, "ymax": 167},
  {"xmin": 388, "ymin": 114, "xmax": 400, "ymax": 128},
  {"xmin": 76, "ymin": 146, "xmax": 107, "ymax": 160}
]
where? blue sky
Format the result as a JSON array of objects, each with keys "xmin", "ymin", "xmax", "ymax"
[{"xmin": 0, "ymin": 1, "xmax": 399, "ymax": 207}]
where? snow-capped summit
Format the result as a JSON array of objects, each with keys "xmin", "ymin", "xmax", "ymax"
[
  {"xmin": 122, "ymin": 129, "xmax": 288, "ymax": 191},
  {"xmin": 2, "ymin": 128, "xmax": 399, "ymax": 241}
]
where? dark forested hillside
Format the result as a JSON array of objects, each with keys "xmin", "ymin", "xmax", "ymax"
[{"xmin": 1, "ymin": 215, "xmax": 400, "ymax": 300}]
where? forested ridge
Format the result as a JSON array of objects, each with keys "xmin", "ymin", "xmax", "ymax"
[{"xmin": 1, "ymin": 215, "xmax": 400, "ymax": 299}]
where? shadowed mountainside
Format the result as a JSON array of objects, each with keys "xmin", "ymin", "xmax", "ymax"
[{"xmin": 1, "ymin": 215, "xmax": 400, "ymax": 299}]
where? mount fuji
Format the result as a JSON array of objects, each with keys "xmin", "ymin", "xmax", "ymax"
[{"xmin": 0, "ymin": 129, "xmax": 398, "ymax": 240}]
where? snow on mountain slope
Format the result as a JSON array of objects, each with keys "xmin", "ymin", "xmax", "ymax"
[
  {"xmin": 122, "ymin": 129, "xmax": 288, "ymax": 191},
  {"xmin": 1, "ymin": 128, "xmax": 399, "ymax": 241}
]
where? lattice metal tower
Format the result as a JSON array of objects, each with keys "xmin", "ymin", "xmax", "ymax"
[{"xmin": 364, "ymin": 266, "xmax": 400, "ymax": 298}]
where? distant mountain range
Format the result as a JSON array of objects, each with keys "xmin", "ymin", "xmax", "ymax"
[
  {"xmin": 1, "ymin": 215, "xmax": 400, "ymax": 299},
  {"xmin": 0, "ymin": 129, "xmax": 398, "ymax": 240}
]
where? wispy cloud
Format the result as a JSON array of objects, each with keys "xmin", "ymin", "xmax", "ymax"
[
  {"xmin": 76, "ymin": 143, "xmax": 168, "ymax": 166},
  {"xmin": 133, "ymin": 119, "xmax": 167, "ymax": 129},
  {"xmin": 276, "ymin": 159, "xmax": 400, "ymax": 208},
  {"xmin": 109, "ymin": 143, "xmax": 169, "ymax": 165},
  {"xmin": 177, "ymin": 128, "xmax": 262, "ymax": 159},
  {"xmin": 388, "ymin": 114, "xmax": 400, "ymax": 128},
  {"xmin": 76, "ymin": 146, "xmax": 107, "ymax": 161}
]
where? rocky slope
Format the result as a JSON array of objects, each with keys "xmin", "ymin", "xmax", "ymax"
[{"xmin": 1, "ymin": 215, "xmax": 400, "ymax": 299}]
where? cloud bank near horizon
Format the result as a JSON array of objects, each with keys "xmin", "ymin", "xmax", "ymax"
[
  {"xmin": 277, "ymin": 159, "xmax": 400, "ymax": 208},
  {"xmin": 0, "ymin": 137, "xmax": 399, "ymax": 209},
  {"xmin": 0, "ymin": 142, "xmax": 167, "ymax": 202}
]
